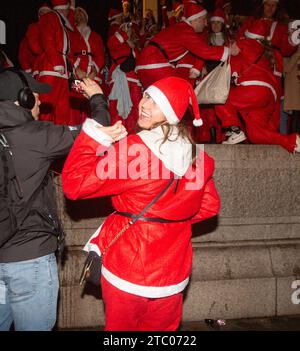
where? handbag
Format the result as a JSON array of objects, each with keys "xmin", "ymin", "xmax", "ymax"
[
  {"xmin": 79, "ymin": 176, "xmax": 175, "ymax": 287},
  {"xmin": 194, "ymin": 59, "xmax": 231, "ymax": 105}
]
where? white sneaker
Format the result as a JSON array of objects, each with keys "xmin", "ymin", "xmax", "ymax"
[
  {"xmin": 222, "ymin": 130, "xmax": 247, "ymax": 145},
  {"xmin": 294, "ymin": 134, "xmax": 300, "ymax": 153}
]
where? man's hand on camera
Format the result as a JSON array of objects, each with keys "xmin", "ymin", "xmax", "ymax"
[{"xmin": 79, "ymin": 78, "xmax": 103, "ymax": 99}]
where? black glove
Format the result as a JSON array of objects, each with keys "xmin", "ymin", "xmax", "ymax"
[{"xmin": 120, "ymin": 53, "xmax": 136, "ymax": 73}]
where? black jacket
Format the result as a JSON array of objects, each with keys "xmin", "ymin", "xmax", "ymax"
[{"xmin": 0, "ymin": 94, "xmax": 109, "ymax": 262}]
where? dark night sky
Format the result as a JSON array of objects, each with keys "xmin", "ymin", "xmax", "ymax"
[{"xmin": 1, "ymin": 0, "xmax": 300, "ymax": 66}]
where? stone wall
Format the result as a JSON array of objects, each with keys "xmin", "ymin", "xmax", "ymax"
[{"xmin": 56, "ymin": 145, "xmax": 300, "ymax": 329}]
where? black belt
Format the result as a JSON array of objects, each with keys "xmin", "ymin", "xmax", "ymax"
[
  {"xmin": 148, "ymin": 41, "xmax": 170, "ymax": 62},
  {"xmin": 74, "ymin": 51, "xmax": 94, "ymax": 57},
  {"xmin": 115, "ymin": 211, "xmax": 188, "ymax": 223}
]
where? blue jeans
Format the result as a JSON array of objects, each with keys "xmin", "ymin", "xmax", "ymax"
[{"xmin": 0, "ymin": 253, "xmax": 59, "ymax": 331}]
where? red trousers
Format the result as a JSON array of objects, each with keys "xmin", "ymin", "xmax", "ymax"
[
  {"xmin": 38, "ymin": 75, "xmax": 71, "ymax": 125},
  {"xmin": 215, "ymin": 85, "xmax": 297, "ymax": 153},
  {"xmin": 101, "ymin": 276, "xmax": 183, "ymax": 331}
]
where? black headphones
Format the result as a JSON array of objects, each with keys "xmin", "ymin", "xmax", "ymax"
[{"xmin": 6, "ymin": 68, "xmax": 36, "ymax": 110}]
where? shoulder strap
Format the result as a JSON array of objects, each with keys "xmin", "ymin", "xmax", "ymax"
[
  {"xmin": 130, "ymin": 176, "xmax": 175, "ymax": 224},
  {"xmin": 101, "ymin": 176, "xmax": 175, "ymax": 258}
]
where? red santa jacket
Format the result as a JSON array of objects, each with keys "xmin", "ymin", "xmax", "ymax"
[
  {"xmin": 18, "ymin": 37, "xmax": 35, "ymax": 73},
  {"xmin": 231, "ymin": 37, "xmax": 279, "ymax": 102},
  {"xmin": 62, "ymin": 120, "xmax": 220, "ymax": 298},
  {"xmin": 25, "ymin": 22, "xmax": 43, "ymax": 77},
  {"xmin": 136, "ymin": 20, "xmax": 228, "ymax": 73},
  {"xmin": 70, "ymin": 26, "xmax": 105, "ymax": 83},
  {"xmin": 238, "ymin": 17, "xmax": 297, "ymax": 58},
  {"xmin": 38, "ymin": 10, "xmax": 74, "ymax": 80},
  {"xmin": 107, "ymin": 30, "xmax": 141, "ymax": 86}
]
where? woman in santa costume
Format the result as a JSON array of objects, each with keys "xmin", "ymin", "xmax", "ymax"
[
  {"xmin": 136, "ymin": 2, "xmax": 232, "ymax": 89},
  {"xmin": 62, "ymin": 76, "xmax": 220, "ymax": 331},
  {"xmin": 215, "ymin": 19, "xmax": 300, "ymax": 153}
]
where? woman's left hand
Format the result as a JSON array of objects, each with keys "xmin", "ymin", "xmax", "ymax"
[{"xmin": 96, "ymin": 121, "xmax": 128, "ymax": 142}]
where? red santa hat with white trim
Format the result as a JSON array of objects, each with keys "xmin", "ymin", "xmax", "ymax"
[
  {"xmin": 51, "ymin": 0, "xmax": 70, "ymax": 10},
  {"xmin": 244, "ymin": 18, "xmax": 271, "ymax": 41},
  {"xmin": 108, "ymin": 8, "xmax": 123, "ymax": 21},
  {"xmin": 145, "ymin": 77, "xmax": 203, "ymax": 127},
  {"xmin": 210, "ymin": 8, "xmax": 226, "ymax": 23},
  {"xmin": 38, "ymin": 2, "xmax": 51, "ymax": 15},
  {"xmin": 76, "ymin": 7, "xmax": 89, "ymax": 23},
  {"xmin": 184, "ymin": 2, "xmax": 207, "ymax": 22}
]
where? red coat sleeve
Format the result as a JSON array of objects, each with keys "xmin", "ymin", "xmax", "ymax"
[
  {"xmin": 272, "ymin": 23, "xmax": 297, "ymax": 57},
  {"xmin": 62, "ymin": 122, "xmax": 139, "ymax": 200},
  {"xmin": 39, "ymin": 12, "xmax": 65, "ymax": 69},
  {"xmin": 190, "ymin": 177, "xmax": 221, "ymax": 224},
  {"xmin": 18, "ymin": 37, "xmax": 35, "ymax": 72},
  {"xmin": 26, "ymin": 23, "xmax": 43, "ymax": 56},
  {"xmin": 91, "ymin": 32, "xmax": 105, "ymax": 73}
]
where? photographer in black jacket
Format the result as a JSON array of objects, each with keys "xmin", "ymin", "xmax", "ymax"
[{"xmin": 0, "ymin": 69, "xmax": 115, "ymax": 331}]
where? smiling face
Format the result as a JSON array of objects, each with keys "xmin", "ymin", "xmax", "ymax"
[
  {"xmin": 137, "ymin": 92, "xmax": 167, "ymax": 130},
  {"xmin": 211, "ymin": 20, "xmax": 223, "ymax": 33}
]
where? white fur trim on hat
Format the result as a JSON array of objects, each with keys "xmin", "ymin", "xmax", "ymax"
[
  {"xmin": 186, "ymin": 9, "xmax": 207, "ymax": 22},
  {"xmin": 53, "ymin": 4, "xmax": 70, "ymax": 10},
  {"xmin": 109, "ymin": 12, "xmax": 123, "ymax": 21},
  {"xmin": 145, "ymin": 86, "xmax": 179, "ymax": 125},
  {"xmin": 244, "ymin": 29, "xmax": 265, "ymax": 40},
  {"xmin": 193, "ymin": 118, "xmax": 203, "ymax": 127},
  {"xmin": 210, "ymin": 16, "xmax": 225, "ymax": 23}
]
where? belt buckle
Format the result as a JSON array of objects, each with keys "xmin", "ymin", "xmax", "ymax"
[{"xmin": 82, "ymin": 50, "xmax": 87, "ymax": 56}]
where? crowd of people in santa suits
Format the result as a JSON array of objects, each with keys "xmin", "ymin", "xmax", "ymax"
[{"xmin": 16, "ymin": 0, "xmax": 300, "ymax": 154}]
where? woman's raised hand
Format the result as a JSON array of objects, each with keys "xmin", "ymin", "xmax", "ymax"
[{"xmin": 97, "ymin": 121, "xmax": 128, "ymax": 142}]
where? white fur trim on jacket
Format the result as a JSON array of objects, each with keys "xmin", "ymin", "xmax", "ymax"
[
  {"xmin": 102, "ymin": 265, "xmax": 190, "ymax": 298},
  {"xmin": 82, "ymin": 118, "xmax": 114, "ymax": 147},
  {"xmin": 220, "ymin": 47, "xmax": 229, "ymax": 62},
  {"xmin": 138, "ymin": 125, "xmax": 193, "ymax": 177}
]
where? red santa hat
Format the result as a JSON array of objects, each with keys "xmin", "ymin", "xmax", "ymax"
[
  {"xmin": 51, "ymin": 0, "xmax": 70, "ymax": 10},
  {"xmin": 145, "ymin": 77, "xmax": 203, "ymax": 127},
  {"xmin": 184, "ymin": 3, "xmax": 207, "ymax": 22},
  {"xmin": 244, "ymin": 19, "xmax": 271, "ymax": 40},
  {"xmin": 172, "ymin": 1, "xmax": 183, "ymax": 13},
  {"xmin": 76, "ymin": 7, "xmax": 89, "ymax": 23},
  {"xmin": 38, "ymin": 2, "xmax": 51, "ymax": 15},
  {"xmin": 215, "ymin": 0, "xmax": 231, "ymax": 9},
  {"xmin": 108, "ymin": 8, "xmax": 123, "ymax": 21},
  {"xmin": 210, "ymin": 8, "xmax": 226, "ymax": 23}
]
